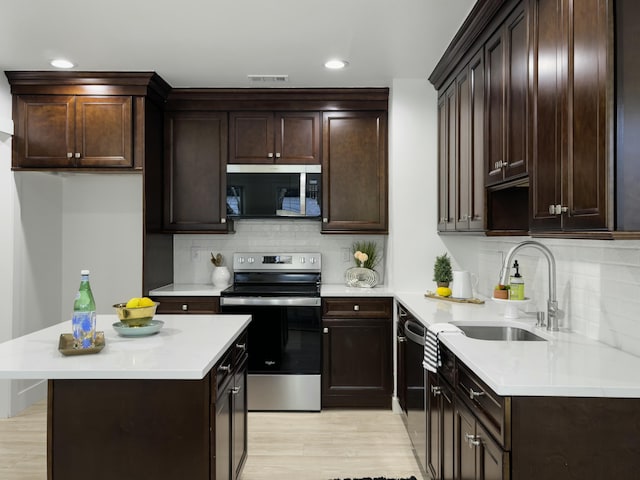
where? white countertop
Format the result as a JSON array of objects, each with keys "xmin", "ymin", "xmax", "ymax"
[
  {"xmin": 149, "ymin": 283, "xmax": 228, "ymax": 296},
  {"xmin": 0, "ymin": 314, "xmax": 251, "ymax": 380},
  {"xmin": 150, "ymin": 282, "xmax": 394, "ymax": 298},
  {"xmin": 396, "ymin": 292, "xmax": 640, "ymax": 398}
]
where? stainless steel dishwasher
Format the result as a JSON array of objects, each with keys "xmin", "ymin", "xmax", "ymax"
[{"xmin": 400, "ymin": 306, "xmax": 427, "ymax": 474}]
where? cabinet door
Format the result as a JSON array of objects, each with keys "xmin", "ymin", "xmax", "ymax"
[
  {"xmin": 232, "ymin": 357, "xmax": 248, "ymax": 479},
  {"xmin": 427, "ymin": 372, "xmax": 442, "ymax": 479},
  {"xmin": 478, "ymin": 421, "xmax": 509, "ymax": 480},
  {"xmin": 440, "ymin": 85, "xmax": 457, "ymax": 232},
  {"xmin": 441, "ymin": 381, "xmax": 455, "ymax": 480},
  {"xmin": 455, "ymin": 402, "xmax": 478, "ymax": 480},
  {"xmin": 75, "ymin": 96, "xmax": 133, "ymax": 167},
  {"xmin": 14, "ymin": 95, "xmax": 75, "ymax": 168},
  {"xmin": 562, "ymin": 0, "xmax": 610, "ymax": 230},
  {"xmin": 228, "ymin": 112, "xmax": 274, "ymax": 164},
  {"xmin": 456, "ymin": 51, "xmax": 485, "ymax": 232},
  {"xmin": 530, "ymin": 0, "xmax": 563, "ymax": 231},
  {"xmin": 275, "ymin": 112, "xmax": 320, "ymax": 164},
  {"xmin": 321, "ymin": 111, "xmax": 388, "ymax": 233},
  {"xmin": 486, "ymin": 4, "xmax": 528, "ymax": 186},
  {"xmin": 321, "ymin": 316, "xmax": 392, "ymax": 408},
  {"xmin": 164, "ymin": 111, "xmax": 230, "ymax": 232},
  {"xmin": 215, "ymin": 381, "xmax": 232, "ymax": 480}
]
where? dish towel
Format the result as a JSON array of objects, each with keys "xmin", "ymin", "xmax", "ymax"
[{"xmin": 423, "ymin": 323, "xmax": 465, "ymax": 373}]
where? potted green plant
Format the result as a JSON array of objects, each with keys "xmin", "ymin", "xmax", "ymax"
[{"xmin": 433, "ymin": 253, "xmax": 453, "ymax": 287}]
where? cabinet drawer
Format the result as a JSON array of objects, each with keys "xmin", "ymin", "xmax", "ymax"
[
  {"xmin": 213, "ymin": 348, "xmax": 234, "ymax": 401},
  {"xmin": 457, "ymin": 361, "xmax": 510, "ymax": 448},
  {"xmin": 151, "ymin": 296, "xmax": 219, "ymax": 314},
  {"xmin": 322, "ymin": 297, "xmax": 393, "ymax": 318}
]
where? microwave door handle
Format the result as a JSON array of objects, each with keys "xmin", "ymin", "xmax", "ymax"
[{"xmin": 300, "ymin": 171, "xmax": 306, "ymax": 216}]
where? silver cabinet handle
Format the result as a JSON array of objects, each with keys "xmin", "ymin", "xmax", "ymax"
[
  {"xmin": 469, "ymin": 387, "xmax": 485, "ymax": 400},
  {"xmin": 221, "ymin": 218, "xmax": 226, "ymax": 224},
  {"xmin": 67, "ymin": 152, "xmax": 73, "ymax": 158},
  {"xmin": 268, "ymin": 153, "xmax": 274, "ymax": 158},
  {"xmin": 275, "ymin": 153, "xmax": 281, "ymax": 158},
  {"xmin": 323, "ymin": 327, "xmax": 329, "ymax": 334},
  {"xmin": 74, "ymin": 152, "xmax": 81, "ymax": 159},
  {"xmin": 235, "ymin": 343, "xmax": 246, "ymax": 351},
  {"xmin": 465, "ymin": 433, "xmax": 481, "ymax": 447},
  {"xmin": 397, "ymin": 335, "xmax": 407, "ymax": 343},
  {"xmin": 181, "ymin": 304, "xmax": 188, "ymax": 311},
  {"xmin": 353, "ymin": 305, "xmax": 360, "ymax": 311},
  {"xmin": 431, "ymin": 385, "xmax": 442, "ymax": 396},
  {"xmin": 323, "ymin": 218, "xmax": 328, "ymax": 223},
  {"xmin": 218, "ymin": 364, "xmax": 231, "ymax": 372},
  {"xmin": 232, "ymin": 386, "xmax": 241, "ymax": 395}
]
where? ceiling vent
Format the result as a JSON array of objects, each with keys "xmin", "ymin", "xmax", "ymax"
[{"xmin": 248, "ymin": 74, "xmax": 289, "ymax": 83}]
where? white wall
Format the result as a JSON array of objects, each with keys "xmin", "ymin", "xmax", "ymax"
[{"xmin": 0, "ymin": 67, "xmax": 13, "ymax": 417}]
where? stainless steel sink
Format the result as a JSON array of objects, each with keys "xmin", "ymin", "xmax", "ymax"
[{"xmin": 456, "ymin": 325, "xmax": 546, "ymax": 341}]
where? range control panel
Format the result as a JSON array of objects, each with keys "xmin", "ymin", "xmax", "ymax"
[{"xmin": 232, "ymin": 252, "xmax": 321, "ymax": 272}]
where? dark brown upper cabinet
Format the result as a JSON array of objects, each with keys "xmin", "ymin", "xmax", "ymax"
[
  {"xmin": 485, "ymin": 2, "xmax": 529, "ymax": 187},
  {"xmin": 6, "ymin": 71, "xmax": 170, "ymax": 172},
  {"xmin": 13, "ymin": 95, "xmax": 132, "ymax": 169},
  {"xmin": 437, "ymin": 83, "xmax": 457, "ymax": 233},
  {"xmin": 229, "ymin": 111, "xmax": 320, "ymax": 164},
  {"xmin": 530, "ymin": 0, "xmax": 612, "ymax": 233},
  {"xmin": 321, "ymin": 111, "xmax": 388, "ymax": 234},
  {"xmin": 164, "ymin": 111, "xmax": 232, "ymax": 233}
]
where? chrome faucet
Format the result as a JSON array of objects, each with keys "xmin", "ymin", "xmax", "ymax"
[{"xmin": 499, "ymin": 240, "xmax": 560, "ymax": 331}]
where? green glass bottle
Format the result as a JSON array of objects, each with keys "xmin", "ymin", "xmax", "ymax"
[{"xmin": 72, "ymin": 270, "xmax": 97, "ymax": 348}]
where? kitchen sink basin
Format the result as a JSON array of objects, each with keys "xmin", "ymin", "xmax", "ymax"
[{"xmin": 456, "ymin": 325, "xmax": 546, "ymax": 341}]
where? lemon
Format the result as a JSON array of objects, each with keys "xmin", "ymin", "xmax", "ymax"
[
  {"xmin": 436, "ymin": 286, "xmax": 452, "ymax": 297},
  {"xmin": 139, "ymin": 297, "xmax": 155, "ymax": 307},
  {"xmin": 126, "ymin": 297, "xmax": 141, "ymax": 308}
]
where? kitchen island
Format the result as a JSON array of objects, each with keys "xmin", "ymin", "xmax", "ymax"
[{"xmin": 0, "ymin": 314, "xmax": 251, "ymax": 480}]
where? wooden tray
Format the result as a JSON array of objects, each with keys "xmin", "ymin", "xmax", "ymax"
[
  {"xmin": 58, "ymin": 331, "xmax": 105, "ymax": 355},
  {"xmin": 425, "ymin": 292, "xmax": 485, "ymax": 304}
]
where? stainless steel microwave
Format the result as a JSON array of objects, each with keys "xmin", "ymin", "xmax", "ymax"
[{"xmin": 226, "ymin": 165, "xmax": 321, "ymax": 218}]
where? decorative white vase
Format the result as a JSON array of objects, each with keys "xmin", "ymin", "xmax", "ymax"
[{"xmin": 211, "ymin": 266, "xmax": 231, "ymax": 288}]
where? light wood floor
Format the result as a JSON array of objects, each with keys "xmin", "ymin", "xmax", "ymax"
[{"xmin": 0, "ymin": 401, "xmax": 422, "ymax": 480}]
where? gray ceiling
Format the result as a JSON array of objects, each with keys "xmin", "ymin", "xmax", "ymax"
[{"xmin": 0, "ymin": 0, "xmax": 476, "ymax": 88}]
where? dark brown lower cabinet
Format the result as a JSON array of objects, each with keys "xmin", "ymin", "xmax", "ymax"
[
  {"xmin": 47, "ymin": 330, "xmax": 248, "ymax": 480},
  {"xmin": 321, "ymin": 298, "xmax": 393, "ymax": 408},
  {"xmin": 427, "ymin": 371, "xmax": 455, "ymax": 480},
  {"xmin": 455, "ymin": 400, "xmax": 508, "ymax": 480}
]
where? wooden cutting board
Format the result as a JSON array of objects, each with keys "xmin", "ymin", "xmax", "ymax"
[{"xmin": 424, "ymin": 291, "xmax": 485, "ymax": 304}]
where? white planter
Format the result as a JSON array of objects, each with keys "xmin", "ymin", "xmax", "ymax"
[{"xmin": 211, "ymin": 266, "xmax": 231, "ymax": 288}]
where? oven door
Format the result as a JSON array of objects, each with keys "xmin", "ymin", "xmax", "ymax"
[{"xmin": 220, "ymin": 299, "xmax": 322, "ymax": 411}]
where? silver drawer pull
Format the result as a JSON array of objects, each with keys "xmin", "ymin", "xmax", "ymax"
[
  {"xmin": 397, "ymin": 335, "xmax": 407, "ymax": 343},
  {"xmin": 235, "ymin": 343, "xmax": 246, "ymax": 351},
  {"xmin": 353, "ymin": 305, "xmax": 359, "ymax": 311},
  {"xmin": 181, "ymin": 304, "xmax": 188, "ymax": 311},
  {"xmin": 218, "ymin": 364, "xmax": 231, "ymax": 372},
  {"xmin": 232, "ymin": 386, "xmax": 241, "ymax": 395},
  {"xmin": 469, "ymin": 387, "xmax": 485, "ymax": 400},
  {"xmin": 465, "ymin": 433, "xmax": 481, "ymax": 447},
  {"xmin": 431, "ymin": 385, "xmax": 442, "ymax": 396}
]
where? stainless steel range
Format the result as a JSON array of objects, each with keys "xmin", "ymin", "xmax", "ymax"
[{"xmin": 220, "ymin": 252, "xmax": 321, "ymax": 411}]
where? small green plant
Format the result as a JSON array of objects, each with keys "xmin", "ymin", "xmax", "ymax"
[
  {"xmin": 210, "ymin": 252, "xmax": 224, "ymax": 266},
  {"xmin": 433, "ymin": 253, "xmax": 453, "ymax": 284},
  {"xmin": 352, "ymin": 241, "xmax": 381, "ymax": 270}
]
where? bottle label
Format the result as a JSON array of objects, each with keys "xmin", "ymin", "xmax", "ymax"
[
  {"xmin": 72, "ymin": 311, "xmax": 96, "ymax": 348},
  {"xmin": 510, "ymin": 283, "xmax": 525, "ymax": 300}
]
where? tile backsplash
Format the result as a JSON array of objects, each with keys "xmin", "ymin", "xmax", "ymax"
[
  {"xmin": 173, "ymin": 219, "xmax": 388, "ymax": 286},
  {"xmin": 474, "ymin": 237, "xmax": 640, "ymax": 357}
]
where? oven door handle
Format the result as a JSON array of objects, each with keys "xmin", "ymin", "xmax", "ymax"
[
  {"xmin": 404, "ymin": 319, "xmax": 426, "ymax": 345},
  {"xmin": 220, "ymin": 297, "xmax": 321, "ymax": 307}
]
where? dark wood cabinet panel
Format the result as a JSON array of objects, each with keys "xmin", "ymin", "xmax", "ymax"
[
  {"xmin": 229, "ymin": 111, "xmax": 320, "ymax": 164},
  {"xmin": 164, "ymin": 111, "xmax": 231, "ymax": 232},
  {"xmin": 321, "ymin": 297, "xmax": 392, "ymax": 408},
  {"xmin": 485, "ymin": 2, "xmax": 528, "ymax": 187},
  {"xmin": 428, "ymin": 371, "xmax": 455, "ymax": 480},
  {"xmin": 437, "ymin": 88, "xmax": 453, "ymax": 232},
  {"xmin": 13, "ymin": 95, "xmax": 133, "ymax": 169},
  {"xmin": 530, "ymin": 0, "xmax": 612, "ymax": 233},
  {"xmin": 321, "ymin": 111, "xmax": 388, "ymax": 233},
  {"xmin": 322, "ymin": 297, "xmax": 392, "ymax": 319}
]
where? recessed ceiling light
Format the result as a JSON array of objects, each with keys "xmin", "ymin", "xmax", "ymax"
[
  {"xmin": 50, "ymin": 59, "xmax": 75, "ymax": 69},
  {"xmin": 324, "ymin": 59, "xmax": 349, "ymax": 70}
]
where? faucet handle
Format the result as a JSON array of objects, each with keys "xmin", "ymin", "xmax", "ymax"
[{"xmin": 536, "ymin": 311, "xmax": 546, "ymax": 327}]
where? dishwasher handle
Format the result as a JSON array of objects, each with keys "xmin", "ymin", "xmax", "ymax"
[{"xmin": 403, "ymin": 319, "xmax": 426, "ymax": 345}]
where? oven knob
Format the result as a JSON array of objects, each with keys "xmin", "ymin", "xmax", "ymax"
[
  {"xmin": 248, "ymin": 257, "xmax": 255, "ymax": 264},
  {"xmin": 238, "ymin": 257, "xmax": 245, "ymax": 264},
  {"xmin": 310, "ymin": 257, "xmax": 317, "ymax": 264},
  {"xmin": 300, "ymin": 257, "xmax": 306, "ymax": 264}
]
